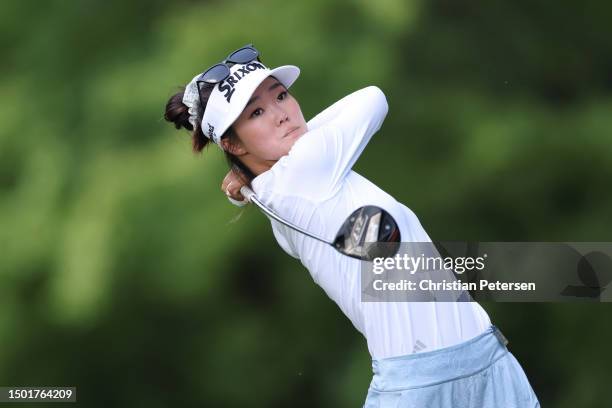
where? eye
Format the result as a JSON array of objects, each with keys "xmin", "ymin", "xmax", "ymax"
[
  {"xmin": 250, "ymin": 108, "xmax": 263, "ymax": 118},
  {"xmin": 278, "ymin": 91, "xmax": 288, "ymax": 101}
]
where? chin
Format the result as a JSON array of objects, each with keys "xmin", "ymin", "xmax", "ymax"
[{"xmin": 290, "ymin": 132, "xmax": 304, "ymax": 146}]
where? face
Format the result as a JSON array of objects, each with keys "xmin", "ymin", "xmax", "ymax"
[{"xmin": 222, "ymin": 76, "xmax": 307, "ymax": 166}]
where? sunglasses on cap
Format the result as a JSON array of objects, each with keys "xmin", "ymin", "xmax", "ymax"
[{"xmin": 196, "ymin": 44, "xmax": 260, "ymax": 106}]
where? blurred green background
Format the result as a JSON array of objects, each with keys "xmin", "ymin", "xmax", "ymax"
[{"xmin": 1, "ymin": 0, "xmax": 611, "ymax": 406}]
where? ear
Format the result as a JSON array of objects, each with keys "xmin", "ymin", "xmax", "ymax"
[{"xmin": 220, "ymin": 137, "xmax": 247, "ymax": 156}]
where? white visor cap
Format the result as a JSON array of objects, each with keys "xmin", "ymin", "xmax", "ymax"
[{"xmin": 201, "ymin": 61, "xmax": 300, "ymax": 146}]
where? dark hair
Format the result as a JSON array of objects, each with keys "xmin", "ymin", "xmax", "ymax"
[{"xmin": 163, "ymin": 82, "xmax": 256, "ymax": 181}]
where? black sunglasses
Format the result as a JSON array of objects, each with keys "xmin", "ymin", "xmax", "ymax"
[{"xmin": 196, "ymin": 45, "xmax": 260, "ymax": 107}]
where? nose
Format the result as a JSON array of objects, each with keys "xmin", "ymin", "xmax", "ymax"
[{"xmin": 272, "ymin": 104, "xmax": 289, "ymax": 126}]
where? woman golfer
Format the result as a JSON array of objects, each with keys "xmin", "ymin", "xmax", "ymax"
[{"xmin": 164, "ymin": 45, "xmax": 540, "ymax": 407}]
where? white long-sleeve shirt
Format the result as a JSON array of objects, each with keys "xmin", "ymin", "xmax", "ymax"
[{"xmin": 249, "ymin": 86, "xmax": 491, "ymax": 359}]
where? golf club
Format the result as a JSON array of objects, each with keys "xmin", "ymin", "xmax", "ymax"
[{"xmin": 240, "ymin": 185, "xmax": 401, "ymax": 261}]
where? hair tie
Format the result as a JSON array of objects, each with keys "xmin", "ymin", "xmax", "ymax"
[{"xmin": 182, "ymin": 74, "xmax": 202, "ymax": 129}]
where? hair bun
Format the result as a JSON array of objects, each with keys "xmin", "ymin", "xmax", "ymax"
[{"xmin": 164, "ymin": 89, "xmax": 193, "ymax": 131}]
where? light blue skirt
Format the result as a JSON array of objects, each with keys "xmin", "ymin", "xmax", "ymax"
[{"xmin": 363, "ymin": 325, "xmax": 540, "ymax": 407}]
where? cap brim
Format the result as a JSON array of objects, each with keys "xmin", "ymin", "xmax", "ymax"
[{"xmin": 267, "ymin": 65, "xmax": 300, "ymax": 89}]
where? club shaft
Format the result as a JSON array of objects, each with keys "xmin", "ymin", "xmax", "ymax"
[{"xmin": 240, "ymin": 186, "xmax": 332, "ymax": 245}]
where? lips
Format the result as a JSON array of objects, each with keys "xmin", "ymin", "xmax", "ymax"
[{"xmin": 284, "ymin": 126, "xmax": 300, "ymax": 138}]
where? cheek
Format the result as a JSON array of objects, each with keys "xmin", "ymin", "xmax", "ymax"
[
  {"xmin": 241, "ymin": 123, "xmax": 282, "ymax": 158},
  {"xmin": 289, "ymin": 100, "xmax": 305, "ymax": 122}
]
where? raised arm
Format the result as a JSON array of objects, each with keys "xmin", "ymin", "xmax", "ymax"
[
  {"xmin": 281, "ymin": 86, "xmax": 389, "ymax": 199},
  {"xmin": 307, "ymin": 86, "xmax": 388, "ymax": 133}
]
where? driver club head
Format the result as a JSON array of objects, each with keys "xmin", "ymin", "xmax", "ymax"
[{"xmin": 332, "ymin": 206, "xmax": 401, "ymax": 261}]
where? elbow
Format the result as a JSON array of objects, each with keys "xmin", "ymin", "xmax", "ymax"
[
  {"xmin": 364, "ymin": 86, "xmax": 389, "ymax": 119},
  {"xmin": 366, "ymin": 86, "xmax": 389, "ymax": 115}
]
